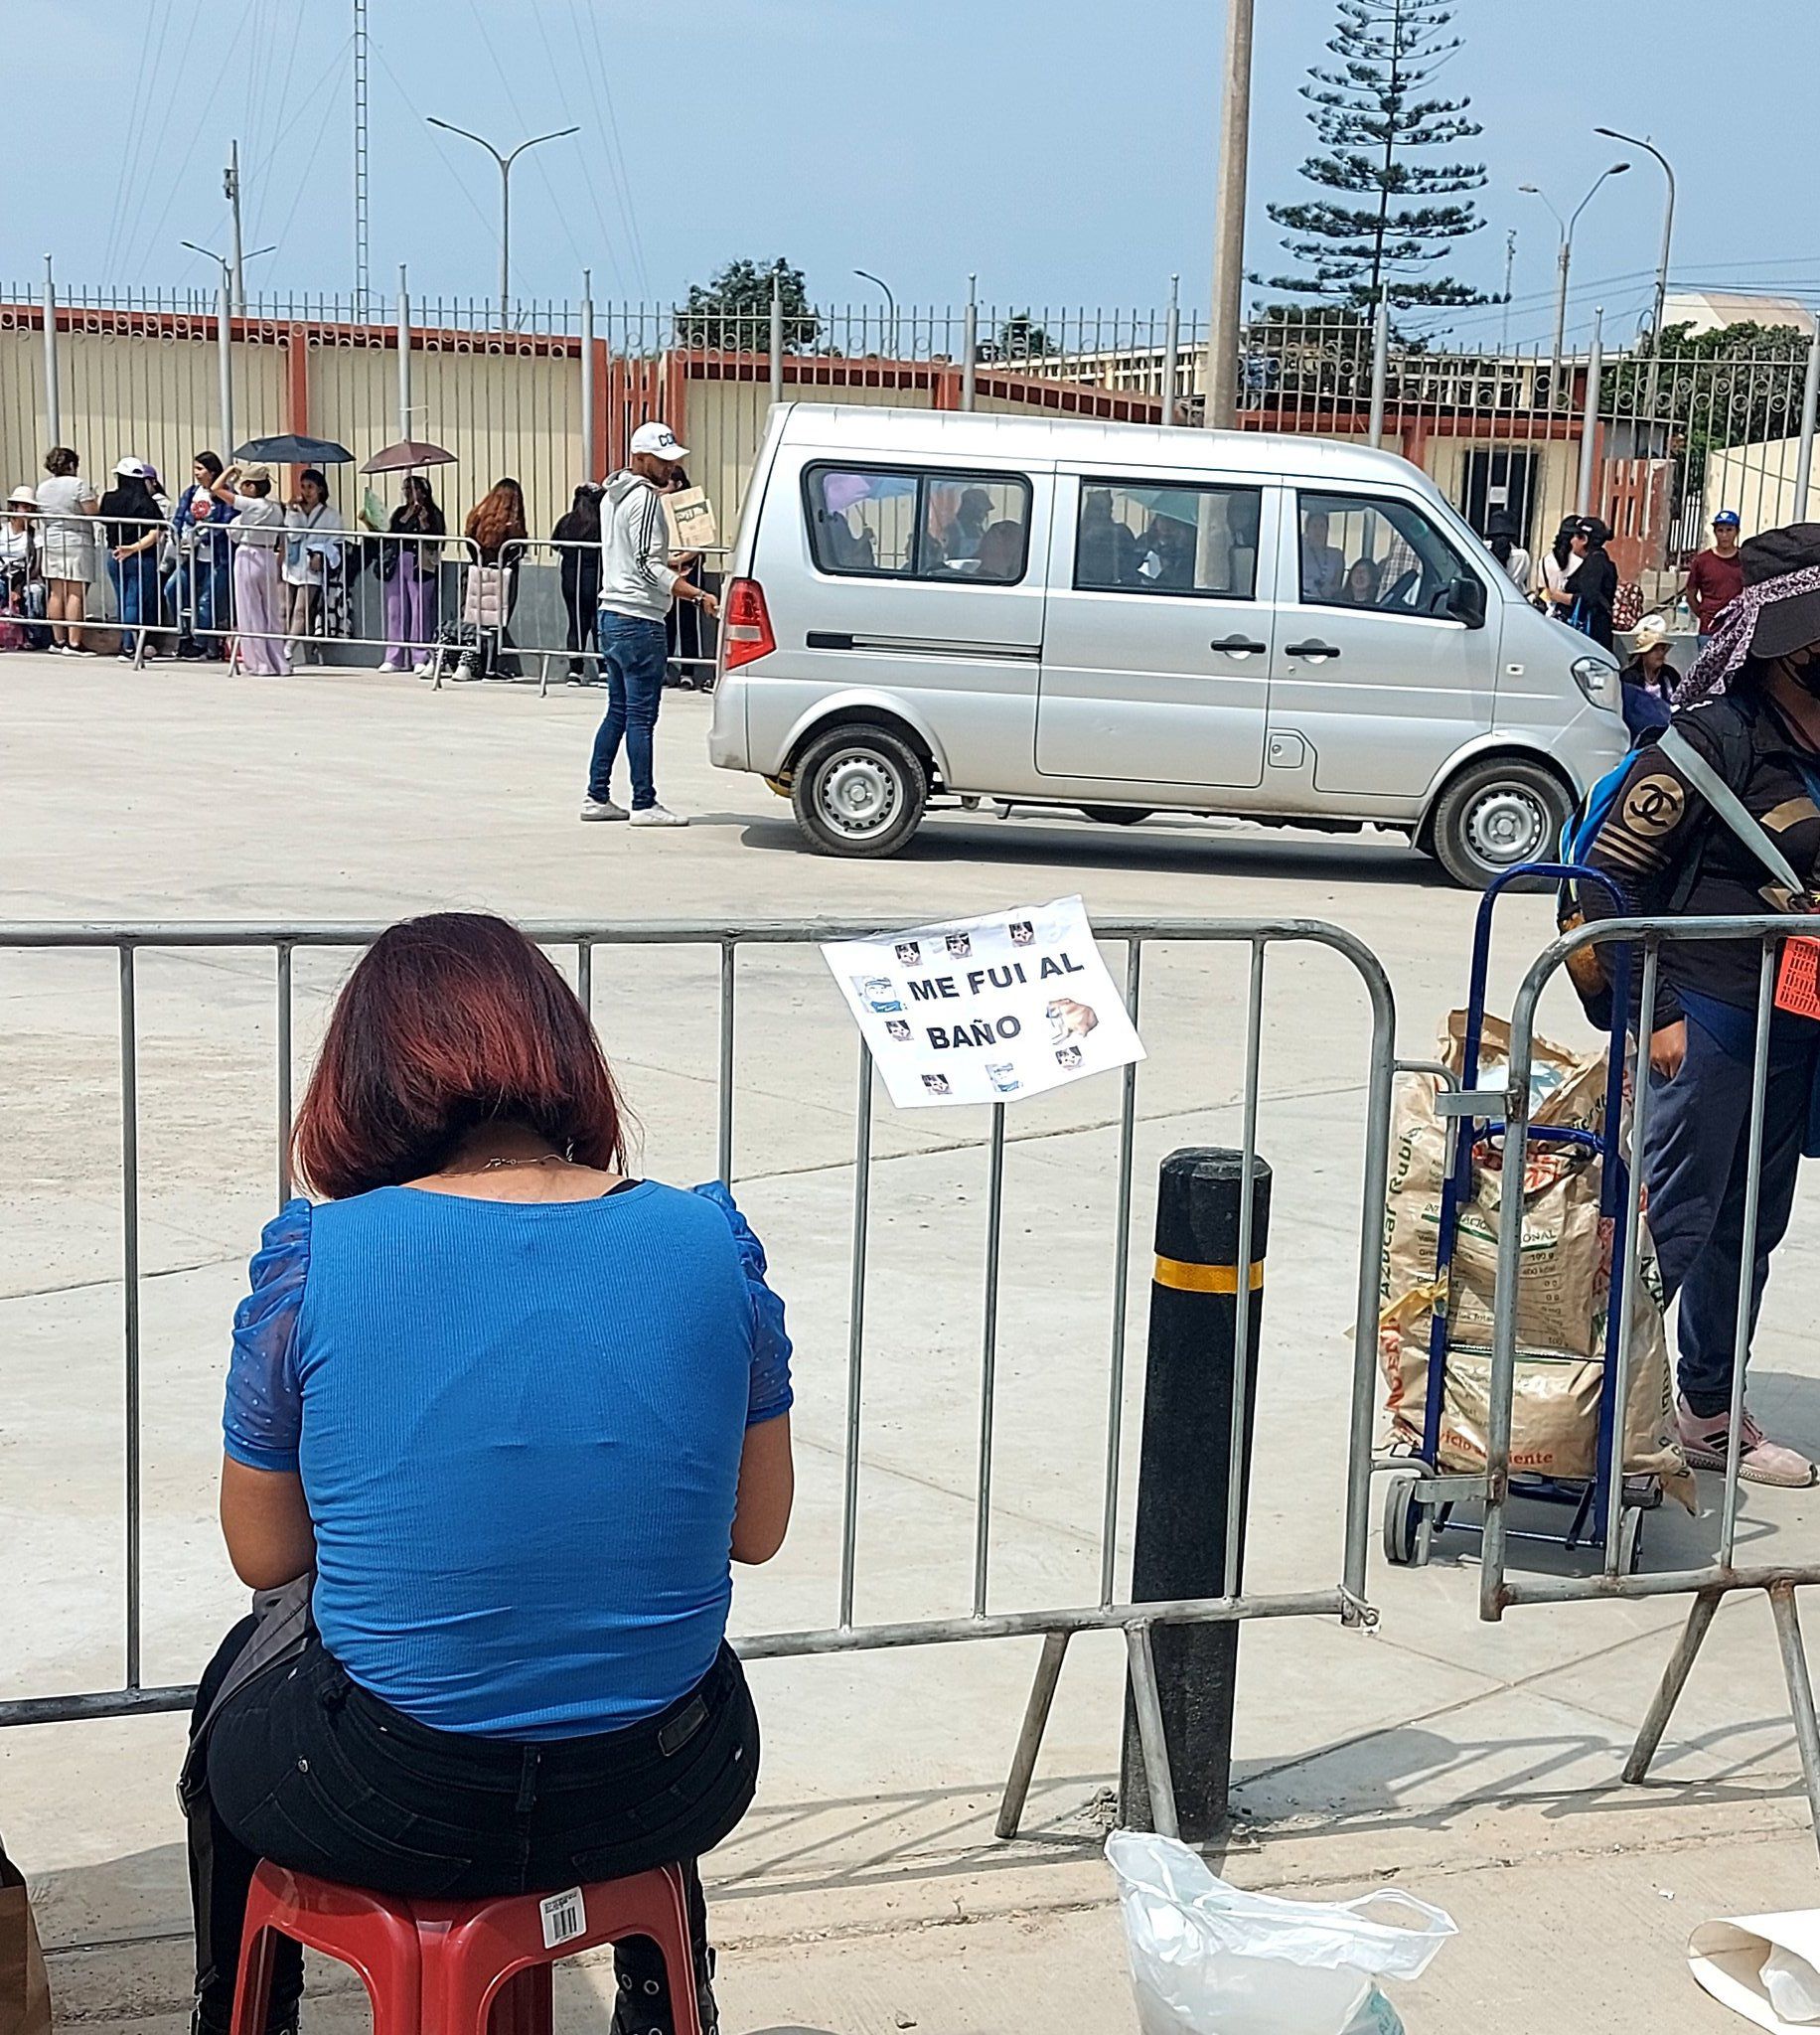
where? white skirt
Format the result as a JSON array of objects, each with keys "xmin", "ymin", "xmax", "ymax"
[{"xmin": 41, "ymin": 526, "xmax": 94, "ymax": 583}]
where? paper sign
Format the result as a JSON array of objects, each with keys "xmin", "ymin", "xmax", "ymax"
[
  {"xmin": 1775, "ymin": 937, "xmax": 1820, "ymax": 1019},
  {"xmin": 662, "ymin": 486, "xmax": 718, "ymax": 550},
  {"xmin": 822, "ymin": 896, "xmax": 1145, "ymax": 1109}
]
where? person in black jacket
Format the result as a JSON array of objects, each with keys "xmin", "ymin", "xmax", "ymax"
[
  {"xmin": 551, "ymin": 482, "xmax": 603, "ymax": 682},
  {"xmin": 1583, "ymin": 524, "xmax": 1820, "ymax": 1486},
  {"xmin": 1565, "ymin": 516, "xmax": 1617, "ymax": 649}
]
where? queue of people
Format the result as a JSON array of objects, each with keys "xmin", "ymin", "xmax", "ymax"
[{"xmin": 2, "ymin": 440, "xmax": 729, "ymax": 705}]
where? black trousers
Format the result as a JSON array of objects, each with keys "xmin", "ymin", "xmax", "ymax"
[{"xmin": 184, "ymin": 1621, "xmax": 757, "ymax": 2033}]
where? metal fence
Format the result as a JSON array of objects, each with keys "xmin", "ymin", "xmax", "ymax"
[
  {"xmin": 1475, "ymin": 910, "xmax": 1820, "ymax": 1852},
  {"xmin": 0, "ymin": 914, "xmax": 1402, "ymax": 1840},
  {"xmin": 5, "ymin": 273, "xmax": 1819, "ymax": 612}
]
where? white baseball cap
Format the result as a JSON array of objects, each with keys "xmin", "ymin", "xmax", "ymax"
[
  {"xmin": 629, "ymin": 421, "xmax": 688, "ymax": 463},
  {"xmin": 113, "ymin": 456, "xmax": 151, "ymax": 478}
]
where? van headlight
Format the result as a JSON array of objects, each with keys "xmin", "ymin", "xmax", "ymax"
[{"xmin": 1572, "ymin": 654, "xmax": 1621, "ymax": 712}]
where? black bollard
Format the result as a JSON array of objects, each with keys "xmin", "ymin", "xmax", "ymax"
[{"xmin": 1120, "ymin": 1147, "xmax": 1272, "ymax": 1841}]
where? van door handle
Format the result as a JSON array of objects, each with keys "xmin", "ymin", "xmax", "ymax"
[
  {"xmin": 1285, "ymin": 639, "xmax": 1341, "ymax": 660},
  {"xmin": 1210, "ymin": 634, "xmax": 1268, "ymax": 655}
]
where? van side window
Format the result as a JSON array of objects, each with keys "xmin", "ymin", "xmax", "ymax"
[
  {"xmin": 804, "ymin": 465, "xmax": 1033, "ymax": 584},
  {"xmin": 1296, "ymin": 491, "xmax": 1472, "ymax": 616},
  {"xmin": 1074, "ymin": 480, "xmax": 1261, "ymax": 598}
]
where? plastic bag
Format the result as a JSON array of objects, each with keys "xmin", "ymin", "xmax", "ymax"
[{"xmin": 1107, "ymin": 1831, "xmax": 1455, "ymax": 2035}]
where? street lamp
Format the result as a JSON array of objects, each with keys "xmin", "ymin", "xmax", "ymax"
[
  {"xmin": 1595, "ymin": 126, "xmax": 1676, "ymax": 340},
  {"xmin": 853, "ymin": 268, "xmax": 898, "ymax": 360},
  {"xmin": 1521, "ymin": 162, "xmax": 1630, "ymax": 376},
  {"xmin": 425, "ymin": 117, "xmax": 580, "ymax": 328},
  {"xmin": 183, "ymin": 239, "xmax": 276, "ymax": 294}
]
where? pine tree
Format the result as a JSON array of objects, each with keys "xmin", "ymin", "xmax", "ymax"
[{"xmin": 1265, "ymin": 0, "xmax": 1490, "ymax": 312}]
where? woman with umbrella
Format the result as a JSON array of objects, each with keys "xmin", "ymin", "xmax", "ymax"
[
  {"xmin": 363, "ymin": 475, "xmax": 447, "ymax": 674},
  {"xmin": 361, "ymin": 440, "xmax": 454, "ymax": 675}
]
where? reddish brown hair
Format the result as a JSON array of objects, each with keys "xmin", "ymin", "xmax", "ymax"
[{"xmin": 294, "ymin": 913, "xmax": 626, "ymax": 1199}]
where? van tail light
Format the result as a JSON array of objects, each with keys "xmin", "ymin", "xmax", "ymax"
[{"xmin": 722, "ymin": 577, "xmax": 775, "ymax": 671}]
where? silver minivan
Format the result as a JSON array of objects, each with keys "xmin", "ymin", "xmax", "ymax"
[{"xmin": 707, "ymin": 404, "xmax": 1627, "ymax": 885}]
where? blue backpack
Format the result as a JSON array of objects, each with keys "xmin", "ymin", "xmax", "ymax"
[{"xmin": 1556, "ymin": 702, "xmax": 1758, "ymax": 1028}]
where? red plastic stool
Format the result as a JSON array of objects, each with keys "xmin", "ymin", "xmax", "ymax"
[{"xmin": 230, "ymin": 1859, "xmax": 702, "ymax": 2034}]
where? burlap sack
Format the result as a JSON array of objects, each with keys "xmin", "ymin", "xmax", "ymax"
[
  {"xmin": 0, "ymin": 1840, "xmax": 52, "ymax": 2035},
  {"xmin": 1380, "ymin": 1012, "xmax": 1693, "ymax": 1507}
]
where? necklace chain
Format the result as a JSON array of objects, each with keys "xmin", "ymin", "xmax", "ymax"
[{"xmin": 476, "ymin": 1153, "xmax": 567, "ymax": 1173}]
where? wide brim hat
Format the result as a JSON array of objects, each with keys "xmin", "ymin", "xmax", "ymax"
[
  {"xmin": 1677, "ymin": 522, "xmax": 1820, "ymax": 703},
  {"xmin": 1740, "ymin": 524, "xmax": 1820, "ymax": 660}
]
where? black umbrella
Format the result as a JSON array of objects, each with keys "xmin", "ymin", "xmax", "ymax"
[{"xmin": 232, "ymin": 433, "xmax": 354, "ymax": 465}]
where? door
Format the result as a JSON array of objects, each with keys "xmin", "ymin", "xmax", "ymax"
[
  {"xmin": 1460, "ymin": 447, "xmax": 1541, "ymax": 547},
  {"xmin": 790, "ymin": 458, "xmax": 1050, "ymax": 792},
  {"xmin": 1035, "ymin": 473, "xmax": 1279, "ymax": 787},
  {"xmin": 1271, "ymin": 487, "xmax": 1495, "ymax": 799}
]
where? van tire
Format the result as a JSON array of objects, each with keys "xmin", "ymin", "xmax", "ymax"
[
  {"xmin": 1081, "ymin": 806, "xmax": 1152, "ymax": 827},
  {"xmin": 791, "ymin": 724, "xmax": 928, "ymax": 858},
  {"xmin": 1429, "ymin": 756, "xmax": 1574, "ymax": 889}
]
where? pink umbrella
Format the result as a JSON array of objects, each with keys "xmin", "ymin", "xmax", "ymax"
[{"xmin": 363, "ymin": 439, "xmax": 456, "ymax": 474}]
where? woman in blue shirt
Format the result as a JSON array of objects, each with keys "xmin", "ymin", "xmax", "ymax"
[{"xmin": 181, "ymin": 912, "xmax": 794, "ymax": 2035}]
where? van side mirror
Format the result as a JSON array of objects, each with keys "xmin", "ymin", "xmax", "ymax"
[{"xmin": 1445, "ymin": 574, "xmax": 1487, "ymax": 628}]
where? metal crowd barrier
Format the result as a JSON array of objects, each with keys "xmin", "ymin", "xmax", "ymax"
[
  {"xmin": 0, "ymin": 915, "xmax": 1403, "ymax": 1838},
  {"xmin": 492, "ymin": 537, "xmax": 730, "ymax": 697},
  {"xmin": 2, "ymin": 512, "xmax": 487, "ymax": 674},
  {"xmin": 1475, "ymin": 910, "xmax": 1820, "ymax": 1851},
  {"xmin": 5, "ymin": 516, "xmax": 733, "ymax": 698}
]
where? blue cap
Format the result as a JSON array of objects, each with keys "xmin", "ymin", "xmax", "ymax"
[{"xmin": 1714, "ymin": 508, "xmax": 1741, "ymax": 527}]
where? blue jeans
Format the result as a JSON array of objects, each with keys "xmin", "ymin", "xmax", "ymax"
[
  {"xmin": 1643, "ymin": 1007, "xmax": 1819, "ymax": 1413},
  {"xmin": 108, "ymin": 550, "xmax": 162, "ymax": 654},
  {"xmin": 588, "ymin": 612, "xmax": 668, "ymax": 810}
]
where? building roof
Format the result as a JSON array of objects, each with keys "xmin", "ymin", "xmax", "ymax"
[{"xmin": 1662, "ymin": 291, "xmax": 1816, "ymax": 337}]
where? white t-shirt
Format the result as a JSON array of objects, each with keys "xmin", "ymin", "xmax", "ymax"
[
  {"xmin": 1501, "ymin": 546, "xmax": 1532, "ymax": 590},
  {"xmin": 228, "ymin": 495, "xmax": 285, "ymax": 548},
  {"xmin": 35, "ymin": 472, "xmax": 97, "ymax": 535},
  {"xmin": 282, "ymin": 501, "xmax": 341, "ymax": 584},
  {"xmin": 1540, "ymin": 550, "xmax": 1580, "ymax": 601}
]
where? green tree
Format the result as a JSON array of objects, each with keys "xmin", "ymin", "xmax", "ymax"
[
  {"xmin": 1605, "ymin": 321, "xmax": 1811, "ymax": 496},
  {"xmin": 982, "ymin": 311, "xmax": 1054, "ymax": 364},
  {"xmin": 676, "ymin": 257, "xmax": 821, "ymax": 351},
  {"xmin": 1265, "ymin": 0, "xmax": 1490, "ymax": 312}
]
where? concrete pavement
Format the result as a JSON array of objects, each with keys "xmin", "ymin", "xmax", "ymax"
[{"xmin": 6, "ymin": 654, "xmax": 1820, "ymax": 2031}]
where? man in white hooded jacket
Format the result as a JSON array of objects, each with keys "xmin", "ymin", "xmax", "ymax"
[{"xmin": 580, "ymin": 422, "xmax": 720, "ymax": 826}]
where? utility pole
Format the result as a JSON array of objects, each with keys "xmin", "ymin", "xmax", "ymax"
[
  {"xmin": 1500, "ymin": 230, "xmax": 1516, "ymax": 352},
  {"xmin": 1206, "ymin": 0, "xmax": 1257, "ymax": 430},
  {"xmin": 426, "ymin": 117, "xmax": 579, "ymax": 329},
  {"xmin": 224, "ymin": 139, "xmax": 246, "ymax": 315},
  {"xmin": 353, "ymin": 0, "xmax": 372, "ymax": 317}
]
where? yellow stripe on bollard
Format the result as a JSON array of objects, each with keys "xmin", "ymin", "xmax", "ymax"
[{"xmin": 1152, "ymin": 1256, "xmax": 1264, "ymax": 1294}]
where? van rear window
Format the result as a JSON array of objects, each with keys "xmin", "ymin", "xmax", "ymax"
[{"xmin": 804, "ymin": 464, "xmax": 1032, "ymax": 584}]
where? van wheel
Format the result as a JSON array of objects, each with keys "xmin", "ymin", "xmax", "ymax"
[
  {"xmin": 1081, "ymin": 806, "xmax": 1152, "ymax": 827},
  {"xmin": 791, "ymin": 724, "xmax": 928, "ymax": 858},
  {"xmin": 1430, "ymin": 758, "xmax": 1573, "ymax": 889}
]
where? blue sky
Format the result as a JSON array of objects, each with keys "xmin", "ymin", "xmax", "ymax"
[{"xmin": 9, "ymin": 0, "xmax": 1816, "ymax": 346}]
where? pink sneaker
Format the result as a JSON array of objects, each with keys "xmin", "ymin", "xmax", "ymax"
[{"xmin": 1676, "ymin": 1396, "xmax": 1817, "ymax": 1487}]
